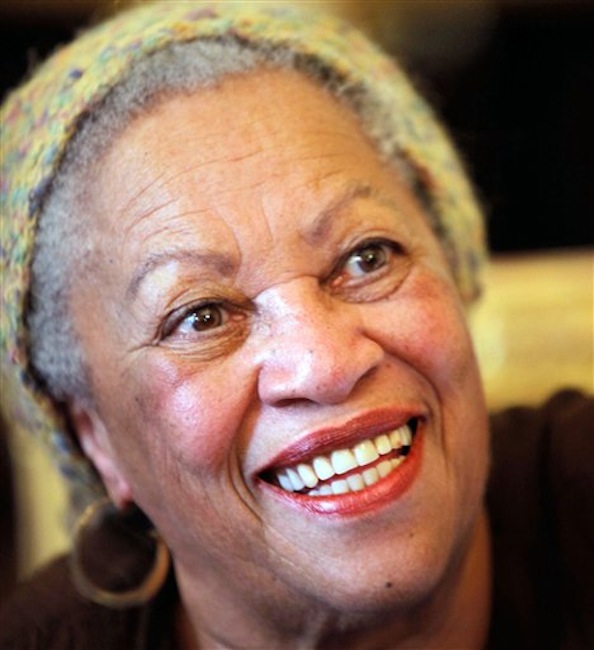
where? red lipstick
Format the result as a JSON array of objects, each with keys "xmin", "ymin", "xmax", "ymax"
[
  {"xmin": 257, "ymin": 410, "xmax": 425, "ymax": 517},
  {"xmin": 261, "ymin": 407, "xmax": 422, "ymax": 470}
]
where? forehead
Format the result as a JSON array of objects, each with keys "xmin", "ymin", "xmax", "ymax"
[
  {"xmin": 94, "ymin": 69, "xmax": 383, "ymax": 200},
  {"xmin": 86, "ymin": 69, "xmax": 433, "ymax": 285},
  {"xmin": 100, "ymin": 70, "xmax": 376, "ymax": 186}
]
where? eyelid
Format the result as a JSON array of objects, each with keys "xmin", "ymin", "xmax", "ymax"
[
  {"xmin": 332, "ymin": 237, "xmax": 403, "ymax": 279},
  {"xmin": 325, "ymin": 236, "xmax": 410, "ymax": 302},
  {"xmin": 159, "ymin": 296, "xmax": 251, "ymax": 342},
  {"xmin": 160, "ymin": 300, "xmax": 215, "ymax": 340},
  {"xmin": 174, "ymin": 301, "xmax": 227, "ymax": 336}
]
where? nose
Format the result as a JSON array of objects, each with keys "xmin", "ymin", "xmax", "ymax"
[{"xmin": 255, "ymin": 280, "xmax": 384, "ymax": 406}]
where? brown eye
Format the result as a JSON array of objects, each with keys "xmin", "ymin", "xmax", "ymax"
[
  {"xmin": 163, "ymin": 302, "xmax": 228, "ymax": 340},
  {"xmin": 344, "ymin": 242, "xmax": 389, "ymax": 278},
  {"xmin": 188, "ymin": 304, "xmax": 224, "ymax": 331}
]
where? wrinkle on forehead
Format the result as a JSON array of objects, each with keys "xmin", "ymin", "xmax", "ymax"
[
  {"xmin": 85, "ymin": 68, "xmax": 432, "ymax": 307},
  {"xmin": 300, "ymin": 181, "xmax": 372, "ymax": 246}
]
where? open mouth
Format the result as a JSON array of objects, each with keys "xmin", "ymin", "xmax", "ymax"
[{"xmin": 260, "ymin": 418, "xmax": 418, "ymax": 498}]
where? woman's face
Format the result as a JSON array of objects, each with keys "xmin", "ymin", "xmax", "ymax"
[{"xmin": 71, "ymin": 69, "xmax": 489, "ymax": 623}]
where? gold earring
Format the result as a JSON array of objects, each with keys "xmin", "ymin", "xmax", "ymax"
[{"xmin": 70, "ymin": 497, "xmax": 170, "ymax": 608}]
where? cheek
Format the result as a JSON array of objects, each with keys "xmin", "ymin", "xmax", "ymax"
[
  {"xmin": 371, "ymin": 269, "xmax": 489, "ymax": 495},
  {"xmin": 373, "ymin": 270, "xmax": 478, "ymax": 390},
  {"xmin": 126, "ymin": 352, "xmax": 253, "ymax": 473}
]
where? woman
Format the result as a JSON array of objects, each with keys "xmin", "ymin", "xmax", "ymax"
[{"xmin": 1, "ymin": 3, "xmax": 591, "ymax": 648}]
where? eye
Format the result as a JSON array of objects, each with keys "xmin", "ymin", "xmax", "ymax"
[
  {"xmin": 343, "ymin": 242, "xmax": 390, "ymax": 278},
  {"xmin": 162, "ymin": 302, "xmax": 228, "ymax": 340},
  {"xmin": 184, "ymin": 304, "xmax": 225, "ymax": 332},
  {"xmin": 328, "ymin": 238, "xmax": 409, "ymax": 301}
]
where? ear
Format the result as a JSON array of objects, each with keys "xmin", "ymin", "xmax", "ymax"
[{"xmin": 67, "ymin": 398, "xmax": 133, "ymax": 509}]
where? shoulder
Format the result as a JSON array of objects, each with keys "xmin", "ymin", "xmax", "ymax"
[
  {"xmin": 488, "ymin": 389, "xmax": 593, "ymax": 535},
  {"xmin": 0, "ymin": 555, "xmax": 124, "ymax": 649},
  {"xmin": 487, "ymin": 389, "xmax": 594, "ymax": 649},
  {"xmin": 489, "ymin": 388, "xmax": 593, "ymax": 444},
  {"xmin": 488, "ymin": 389, "xmax": 593, "ymax": 517},
  {"xmin": 0, "ymin": 555, "xmax": 175, "ymax": 650}
]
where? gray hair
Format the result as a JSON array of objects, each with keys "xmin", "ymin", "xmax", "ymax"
[{"xmin": 28, "ymin": 37, "xmax": 417, "ymax": 403}]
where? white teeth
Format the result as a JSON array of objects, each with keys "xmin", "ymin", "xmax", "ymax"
[
  {"xmin": 400, "ymin": 426, "xmax": 412, "ymax": 447},
  {"xmin": 392, "ymin": 457, "xmax": 405, "ymax": 469},
  {"xmin": 353, "ymin": 440, "xmax": 379, "ymax": 467},
  {"xmin": 374, "ymin": 434, "xmax": 392, "ymax": 455},
  {"xmin": 277, "ymin": 472, "xmax": 293, "ymax": 492},
  {"xmin": 312, "ymin": 456, "xmax": 334, "ymax": 481},
  {"xmin": 286, "ymin": 467, "xmax": 305, "ymax": 491},
  {"xmin": 362, "ymin": 467, "xmax": 380, "ymax": 487},
  {"xmin": 330, "ymin": 449, "xmax": 357, "ymax": 475},
  {"xmin": 389, "ymin": 425, "xmax": 412, "ymax": 450},
  {"xmin": 377, "ymin": 459, "xmax": 393, "ymax": 478},
  {"xmin": 331, "ymin": 479, "xmax": 349, "ymax": 495},
  {"xmin": 297, "ymin": 463, "xmax": 319, "ymax": 489},
  {"xmin": 346, "ymin": 474, "xmax": 365, "ymax": 492},
  {"xmin": 272, "ymin": 421, "xmax": 415, "ymax": 496},
  {"xmin": 389, "ymin": 428, "xmax": 403, "ymax": 448}
]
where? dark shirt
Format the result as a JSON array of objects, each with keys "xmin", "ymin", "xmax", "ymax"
[
  {"xmin": 486, "ymin": 389, "xmax": 594, "ymax": 649},
  {"xmin": 0, "ymin": 556, "xmax": 177, "ymax": 650},
  {"xmin": 1, "ymin": 390, "xmax": 592, "ymax": 649}
]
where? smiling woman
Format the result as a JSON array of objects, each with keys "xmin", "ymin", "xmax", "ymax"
[
  {"xmin": 55, "ymin": 71, "xmax": 488, "ymax": 636},
  {"xmin": 0, "ymin": 2, "xmax": 592, "ymax": 649}
]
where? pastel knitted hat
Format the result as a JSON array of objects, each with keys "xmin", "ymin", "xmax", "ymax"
[{"xmin": 0, "ymin": 1, "xmax": 486, "ymax": 499}]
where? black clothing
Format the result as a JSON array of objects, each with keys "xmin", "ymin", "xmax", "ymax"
[{"xmin": 486, "ymin": 390, "xmax": 594, "ymax": 649}]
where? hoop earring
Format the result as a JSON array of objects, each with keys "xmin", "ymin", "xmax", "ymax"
[{"xmin": 70, "ymin": 497, "xmax": 170, "ymax": 609}]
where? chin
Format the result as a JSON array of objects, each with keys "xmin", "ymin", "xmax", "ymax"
[{"xmin": 262, "ymin": 502, "xmax": 480, "ymax": 628}]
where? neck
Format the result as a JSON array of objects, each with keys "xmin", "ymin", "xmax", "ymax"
[{"xmin": 175, "ymin": 510, "xmax": 491, "ymax": 650}]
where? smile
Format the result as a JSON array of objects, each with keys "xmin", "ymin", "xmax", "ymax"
[{"xmin": 267, "ymin": 419, "xmax": 418, "ymax": 497}]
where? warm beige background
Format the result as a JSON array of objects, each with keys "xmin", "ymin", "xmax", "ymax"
[
  {"xmin": 9, "ymin": 248, "xmax": 593, "ymax": 578},
  {"xmin": 472, "ymin": 249, "xmax": 593, "ymax": 409}
]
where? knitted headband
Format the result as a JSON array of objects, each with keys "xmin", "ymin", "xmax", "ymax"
[{"xmin": 0, "ymin": 1, "xmax": 486, "ymax": 498}]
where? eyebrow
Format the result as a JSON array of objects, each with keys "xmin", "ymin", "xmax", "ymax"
[
  {"xmin": 126, "ymin": 248, "xmax": 236, "ymax": 301},
  {"xmin": 301, "ymin": 182, "xmax": 380, "ymax": 245},
  {"xmin": 126, "ymin": 182, "xmax": 390, "ymax": 301}
]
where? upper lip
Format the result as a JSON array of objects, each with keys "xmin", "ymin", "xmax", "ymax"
[{"xmin": 256, "ymin": 406, "xmax": 425, "ymax": 475}]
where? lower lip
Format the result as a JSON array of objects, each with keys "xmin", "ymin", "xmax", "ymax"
[{"xmin": 259, "ymin": 427, "xmax": 424, "ymax": 517}]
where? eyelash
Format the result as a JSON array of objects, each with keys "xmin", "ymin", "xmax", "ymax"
[
  {"xmin": 160, "ymin": 298, "xmax": 240, "ymax": 342},
  {"xmin": 159, "ymin": 237, "xmax": 406, "ymax": 342},
  {"xmin": 330, "ymin": 238, "xmax": 404, "ymax": 289}
]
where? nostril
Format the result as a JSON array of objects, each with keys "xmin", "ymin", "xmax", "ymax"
[
  {"xmin": 260, "ymin": 357, "xmax": 381, "ymax": 409},
  {"xmin": 273, "ymin": 396, "xmax": 315, "ymax": 409},
  {"xmin": 359, "ymin": 364, "xmax": 379, "ymax": 386}
]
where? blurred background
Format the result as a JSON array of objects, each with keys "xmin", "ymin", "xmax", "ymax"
[{"xmin": 1, "ymin": 0, "xmax": 592, "ymax": 593}]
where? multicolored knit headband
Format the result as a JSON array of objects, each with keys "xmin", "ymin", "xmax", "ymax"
[{"xmin": 0, "ymin": 1, "xmax": 486, "ymax": 497}]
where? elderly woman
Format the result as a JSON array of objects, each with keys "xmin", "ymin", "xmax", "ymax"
[{"xmin": 1, "ymin": 3, "xmax": 592, "ymax": 649}]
